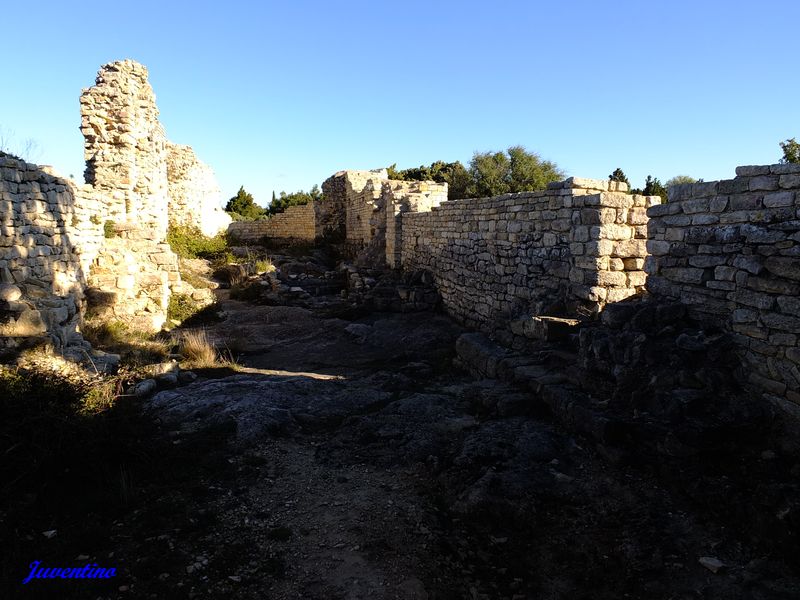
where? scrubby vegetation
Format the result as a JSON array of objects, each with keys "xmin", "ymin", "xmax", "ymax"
[
  {"xmin": 167, "ymin": 223, "xmax": 229, "ymax": 260},
  {"xmin": 82, "ymin": 319, "xmax": 170, "ymax": 366},
  {"xmin": 167, "ymin": 292, "xmax": 198, "ymax": 324}
]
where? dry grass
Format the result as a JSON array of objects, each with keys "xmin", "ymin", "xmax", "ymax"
[
  {"xmin": 254, "ymin": 257, "xmax": 276, "ymax": 274},
  {"xmin": 81, "ymin": 320, "xmax": 170, "ymax": 367},
  {"xmin": 178, "ymin": 329, "xmax": 234, "ymax": 368}
]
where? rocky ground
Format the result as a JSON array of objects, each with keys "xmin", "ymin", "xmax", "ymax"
[{"xmin": 5, "ymin": 250, "xmax": 800, "ymax": 599}]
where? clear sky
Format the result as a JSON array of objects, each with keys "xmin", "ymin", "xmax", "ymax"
[{"xmin": 2, "ymin": 0, "xmax": 798, "ymax": 207}]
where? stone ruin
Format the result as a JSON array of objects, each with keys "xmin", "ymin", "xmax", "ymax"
[
  {"xmin": 1, "ymin": 58, "xmax": 799, "ymax": 420},
  {"xmin": 231, "ymin": 164, "xmax": 800, "ymax": 419},
  {"xmin": 0, "ymin": 59, "xmax": 229, "ymax": 357}
]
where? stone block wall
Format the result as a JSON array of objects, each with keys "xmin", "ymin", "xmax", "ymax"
[
  {"xmin": 166, "ymin": 143, "xmax": 231, "ymax": 237},
  {"xmin": 0, "ymin": 157, "xmax": 101, "ymax": 354},
  {"xmin": 87, "ymin": 238, "xmax": 180, "ymax": 332},
  {"xmin": 228, "ymin": 203, "xmax": 316, "ymax": 243},
  {"xmin": 400, "ymin": 178, "xmax": 656, "ymax": 335},
  {"xmin": 384, "ymin": 180, "xmax": 448, "ymax": 268},
  {"xmin": 316, "ymin": 169, "xmax": 446, "ymax": 265},
  {"xmin": 319, "ymin": 169, "xmax": 388, "ymax": 245},
  {"xmin": 1, "ymin": 59, "xmax": 229, "ymax": 355},
  {"xmin": 80, "ymin": 60, "xmax": 169, "ymax": 240},
  {"xmin": 646, "ymin": 163, "xmax": 800, "ymax": 409}
]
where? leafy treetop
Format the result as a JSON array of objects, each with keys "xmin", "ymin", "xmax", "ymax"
[
  {"xmin": 389, "ymin": 146, "xmax": 563, "ymax": 200},
  {"xmin": 225, "ymin": 186, "xmax": 266, "ymax": 220},
  {"xmin": 608, "ymin": 168, "xmax": 630, "ymax": 186},
  {"xmin": 780, "ymin": 138, "xmax": 800, "ymax": 164}
]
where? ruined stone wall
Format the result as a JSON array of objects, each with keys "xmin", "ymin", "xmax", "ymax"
[
  {"xmin": 646, "ymin": 163, "xmax": 800, "ymax": 410},
  {"xmin": 80, "ymin": 60, "xmax": 169, "ymax": 241},
  {"xmin": 401, "ymin": 178, "xmax": 655, "ymax": 335},
  {"xmin": 228, "ymin": 203, "xmax": 316, "ymax": 243},
  {"xmin": 384, "ymin": 180, "xmax": 448, "ymax": 268},
  {"xmin": 0, "ymin": 157, "xmax": 104, "ymax": 354},
  {"xmin": 166, "ymin": 143, "xmax": 231, "ymax": 237},
  {"xmin": 319, "ymin": 169, "xmax": 388, "ymax": 247}
]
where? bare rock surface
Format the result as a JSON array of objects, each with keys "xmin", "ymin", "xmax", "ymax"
[{"xmin": 98, "ymin": 279, "xmax": 800, "ymax": 600}]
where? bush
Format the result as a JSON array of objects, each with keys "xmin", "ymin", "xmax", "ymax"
[
  {"xmin": 167, "ymin": 224, "xmax": 229, "ymax": 260},
  {"xmin": 167, "ymin": 293, "xmax": 198, "ymax": 323}
]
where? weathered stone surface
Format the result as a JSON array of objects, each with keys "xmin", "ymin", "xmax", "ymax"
[{"xmin": 646, "ymin": 163, "xmax": 800, "ymax": 405}]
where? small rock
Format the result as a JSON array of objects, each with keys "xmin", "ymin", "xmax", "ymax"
[
  {"xmin": 699, "ymin": 556, "xmax": 725, "ymax": 573},
  {"xmin": 42, "ymin": 529, "xmax": 57, "ymax": 539},
  {"xmin": 134, "ymin": 379, "xmax": 157, "ymax": 398},
  {"xmin": 178, "ymin": 370, "xmax": 198, "ymax": 384},
  {"xmin": 0, "ymin": 284, "xmax": 22, "ymax": 302},
  {"xmin": 760, "ymin": 449, "xmax": 777, "ymax": 460},
  {"xmin": 156, "ymin": 372, "xmax": 179, "ymax": 388}
]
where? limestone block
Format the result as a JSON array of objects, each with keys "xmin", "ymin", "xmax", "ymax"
[
  {"xmin": 661, "ymin": 267, "xmax": 706, "ymax": 285},
  {"xmin": 750, "ymin": 176, "xmax": 779, "ymax": 191},
  {"xmin": 628, "ymin": 207, "xmax": 648, "ymax": 225},
  {"xmin": 598, "ymin": 192, "xmax": 634, "ymax": 209},
  {"xmin": 627, "ymin": 271, "xmax": 647, "ymax": 287},
  {"xmin": 606, "ymin": 288, "xmax": 637, "ymax": 303},
  {"xmin": 612, "ymin": 239, "xmax": 648, "ymax": 258},
  {"xmin": 646, "ymin": 240, "xmax": 672, "ymax": 256},
  {"xmin": 779, "ymin": 174, "xmax": 800, "ymax": 189}
]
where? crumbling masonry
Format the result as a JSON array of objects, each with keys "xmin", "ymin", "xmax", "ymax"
[
  {"xmin": 1, "ymin": 58, "xmax": 798, "ymax": 418},
  {"xmin": 0, "ymin": 60, "xmax": 228, "ymax": 356}
]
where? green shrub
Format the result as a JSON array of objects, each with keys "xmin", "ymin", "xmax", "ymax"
[
  {"xmin": 167, "ymin": 292, "xmax": 198, "ymax": 323},
  {"xmin": 167, "ymin": 224, "xmax": 229, "ymax": 260}
]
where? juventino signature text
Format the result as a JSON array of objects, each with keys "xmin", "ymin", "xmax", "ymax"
[{"xmin": 22, "ymin": 561, "xmax": 117, "ymax": 584}]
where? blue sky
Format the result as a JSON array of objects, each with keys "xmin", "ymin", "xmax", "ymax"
[{"xmin": 2, "ymin": 1, "xmax": 798, "ymax": 207}]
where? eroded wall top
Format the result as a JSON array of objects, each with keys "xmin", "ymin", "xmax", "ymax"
[{"xmin": 80, "ymin": 60, "xmax": 169, "ymax": 240}]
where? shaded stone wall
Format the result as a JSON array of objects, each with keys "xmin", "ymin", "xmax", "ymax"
[
  {"xmin": 166, "ymin": 143, "xmax": 231, "ymax": 237},
  {"xmin": 647, "ymin": 163, "xmax": 800, "ymax": 411},
  {"xmin": 228, "ymin": 204, "xmax": 316, "ymax": 243},
  {"xmin": 0, "ymin": 158, "xmax": 102, "ymax": 355},
  {"xmin": 400, "ymin": 178, "xmax": 656, "ymax": 336}
]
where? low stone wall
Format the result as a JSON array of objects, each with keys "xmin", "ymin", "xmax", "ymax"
[
  {"xmin": 400, "ymin": 178, "xmax": 656, "ymax": 335},
  {"xmin": 166, "ymin": 143, "xmax": 231, "ymax": 237},
  {"xmin": 228, "ymin": 203, "xmax": 316, "ymax": 243},
  {"xmin": 646, "ymin": 163, "xmax": 800, "ymax": 410}
]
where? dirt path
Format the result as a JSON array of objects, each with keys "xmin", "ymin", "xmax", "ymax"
[{"xmin": 8, "ymin": 285, "xmax": 799, "ymax": 599}]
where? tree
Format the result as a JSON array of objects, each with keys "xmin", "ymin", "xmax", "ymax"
[
  {"xmin": 387, "ymin": 160, "xmax": 471, "ymax": 200},
  {"xmin": 267, "ymin": 186, "xmax": 322, "ymax": 216},
  {"xmin": 780, "ymin": 138, "xmax": 800, "ymax": 164},
  {"xmin": 468, "ymin": 145, "xmax": 563, "ymax": 197},
  {"xmin": 642, "ymin": 175, "xmax": 667, "ymax": 203},
  {"xmin": 665, "ymin": 175, "xmax": 697, "ymax": 187},
  {"xmin": 225, "ymin": 186, "xmax": 265, "ymax": 220},
  {"xmin": 608, "ymin": 168, "xmax": 630, "ymax": 186}
]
